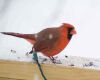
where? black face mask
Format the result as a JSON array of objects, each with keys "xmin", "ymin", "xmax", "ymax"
[{"xmin": 67, "ymin": 27, "xmax": 74, "ymax": 40}]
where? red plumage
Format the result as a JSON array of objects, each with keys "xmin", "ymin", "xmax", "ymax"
[{"xmin": 1, "ymin": 23, "xmax": 76, "ymax": 57}]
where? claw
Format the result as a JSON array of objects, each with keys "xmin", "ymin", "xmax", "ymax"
[{"xmin": 49, "ymin": 57, "xmax": 56, "ymax": 64}]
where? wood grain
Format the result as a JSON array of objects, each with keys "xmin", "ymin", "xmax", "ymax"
[{"xmin": 0, "ymin": 60, "xmax": 100, "ymax": 80}]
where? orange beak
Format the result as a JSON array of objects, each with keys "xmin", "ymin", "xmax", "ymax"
[{"xmin": 70, "ymin": 29, "xmax": 77, "ymax": 35}]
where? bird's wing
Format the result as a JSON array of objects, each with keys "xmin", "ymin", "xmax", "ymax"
[{"xmin": 34, "ymin": 28, "xmax": 60, "ymax": 52}]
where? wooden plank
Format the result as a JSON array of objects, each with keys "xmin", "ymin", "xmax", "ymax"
[
  {"xmin": 0, "ymin": 60, "xmax": 100, "ymax": 80},
  {"xmin": 0, "ymin": 60, "xmax": 35, "ymax": 80},
  {"xmin": 0, "ymin": 77, "xmax": 23, "ymax": 80}
]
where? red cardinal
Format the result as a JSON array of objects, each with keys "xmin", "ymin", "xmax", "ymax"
[
  {"xmin": 1, "ymin": 23, "xmax": 76, "ymax": 58},
  {"xmin": 1, "ymin": 23, "xmax": 76, "ymax": 80}
]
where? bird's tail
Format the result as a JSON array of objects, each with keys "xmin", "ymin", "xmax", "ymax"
[{"xmin": 1, "ymin": 32, "xmax": 36, "ymax": 44}]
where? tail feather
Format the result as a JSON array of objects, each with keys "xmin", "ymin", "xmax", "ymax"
[{"xmin": 1, "ymin": 32, "xmax": 36, "ymax": 44}]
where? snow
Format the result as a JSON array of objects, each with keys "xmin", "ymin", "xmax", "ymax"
[{"xmin": 0, "ymin": 49, "xmax": 100, "ymax": 70}]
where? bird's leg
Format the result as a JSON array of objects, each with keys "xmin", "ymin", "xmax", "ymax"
[
  {"xmin": 29, "ymin": 46, "xmax": 34, "ymax": 54},
  {"xmin": 49, "ymin": 56, "xmax": 56, "ymax": 64},
  {"xmin": 32, "ymin": 51, "xmax": 47, "ymax": 80},
  {"xmin": 26, "ymin": 47, "xmax": 33, "ymax": 56},
  {"xmin": 26, "ymin": 50, "xmax": 33, "ymax": 56},
  {"xmin": 29, "ymin": 49, "xmax": 33, "ymax": 54}
]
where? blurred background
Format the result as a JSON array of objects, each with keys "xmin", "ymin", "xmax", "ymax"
[{"xmin": 0, "ymin": 0, "xmax": 100, "ymax": 59}]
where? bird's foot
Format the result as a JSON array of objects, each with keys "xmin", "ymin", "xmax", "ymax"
[
  {"xmin": 50, "ymin": 57, "xmax": 56, "ymax": 64},
  {"xmin": 29, "ymin": 50, "xmax": 33, "ymax": 54},
  {"xmin": 25, "ymin": 50, "xmax": 33, "ymax": 56}
]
